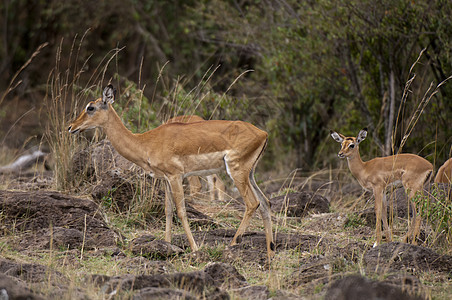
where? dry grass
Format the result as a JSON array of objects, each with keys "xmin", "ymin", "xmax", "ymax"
[
  {"xmin": 45, "ymin": 32, "xmax": 127, "ymax": 191},
  {"xmin": 1, "ymin": 172, "xmax": 451, "ymax": 299}
]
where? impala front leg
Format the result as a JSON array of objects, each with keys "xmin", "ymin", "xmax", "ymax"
[
  {"xmin": 207, "ymin": 175, "xmax": 226, "ymax": 202},
  {"xmin": 187, "ymin": 176, "xmax": 202, "ymax": 199},
  {"xmin": 168, "ymin": 176, "xmax": 199, "ymax": 252},
  {"xmin": 373, "ymin": 188, "xmax": 384, "ymax": 247}
]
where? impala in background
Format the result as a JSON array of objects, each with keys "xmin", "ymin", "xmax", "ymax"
[
  {"xmin": 331, "ymin": 128, "xmax": 433, "ymax": 246},
  {"xmin": 165, "ymin": 115, "xmax": 225, "ymax": 202},
  {"xmin": 435, "ymin": 157, "xmax": 452, "ymax": 184}
]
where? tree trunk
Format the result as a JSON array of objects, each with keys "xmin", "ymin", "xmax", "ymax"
[{"xmin": 385, "ymin": 69, "xmax": 396, "ymax": 156}]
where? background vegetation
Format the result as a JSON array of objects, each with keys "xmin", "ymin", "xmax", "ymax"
[{"xmin": 1, "ymin": 0, "xmax": 451, "ymax": 173}]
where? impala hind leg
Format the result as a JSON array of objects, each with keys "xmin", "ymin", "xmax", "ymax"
[
  {"xmin": 403, "ymin": 175, "xmax": 427, "ymax": 244},
  {"xmin": 168, "ymin": 176, "xmax": 199, "ymax": 252},
  {"xmin": 250, "ymin": 172, "xmax": 275, "ymax": 259},
  {"xmin": 373, "ymin": 188, "xmax": 384, "ymax": 247},
  {"xmin": 404, "ymin": 188, "xmax": 423, "ymax": 245},
  {"xmin": 229, "ymin": 174, "xmax": 260, "ymax": 246},
  {"xmin": 229, "ymin": 168, "xmax": 275, "ymax": 260}
]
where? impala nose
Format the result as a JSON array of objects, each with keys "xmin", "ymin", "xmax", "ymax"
[
  {"xmin": 338, "ymin": 152, "xmax": 345, "ymax": 158},
  {"xmin": 68, "ymin": 125, "xmax": 79, "ymax": 134}
]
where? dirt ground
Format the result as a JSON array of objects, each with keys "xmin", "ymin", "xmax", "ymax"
[{"xmin": 0, "ymin": 143, "xmax": 451, "ymax": 299}]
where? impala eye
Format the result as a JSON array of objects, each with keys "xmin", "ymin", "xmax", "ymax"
[
  {"xmin": 86, "ymin": 106, "xmax": 95, "ymax": 112},
  {"xmin": 349, "ymin": 144, "xmax": 355, "ymax": 149}
]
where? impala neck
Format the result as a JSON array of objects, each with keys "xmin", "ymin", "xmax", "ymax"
[
  {"xmin": 102, "ymin": 105, "xmax": 147, "ymax": 167},
  {"xmin": 346, "ymin": 149, "xmax": 366, "ymax": 178}
]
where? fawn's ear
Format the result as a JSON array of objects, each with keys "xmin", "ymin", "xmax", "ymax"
[
  {"xmin": 102, "ymin": 84, "xmax": 116, "ymax": 105},
  {"xmin": 330, "ymin": 130, "xmax": 345, "ymax": 143},
  {"xmin": 356, "ymin": 128, "xmax": 368, "ymax": 144}
]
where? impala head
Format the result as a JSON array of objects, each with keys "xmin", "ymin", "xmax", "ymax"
[
  {"xmin": 330, "ymin": 128, "xmax": 367, "ymax": 158},
  {"xmin": 68, "ymin": 85, "xmax": 116, "ymax": 134}
]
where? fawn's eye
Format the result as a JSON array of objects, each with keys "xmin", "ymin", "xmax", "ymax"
[
  {"xmin": 86, "ymin": 106, "xmax": 95, "ymax": 112},
  {"xmin": 349, "ymin": 144, "xmax": 355, "ymax": 149}
]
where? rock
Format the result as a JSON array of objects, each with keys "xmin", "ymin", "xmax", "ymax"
[
  {"xmin": 130, "ymin": 236, "xmax": 185, "ymax": 259},
  {"xmin": 231, "ymin": 285, "xmax": 269, "ymax": 300},
  {"xmin": 324, "ymin": 274, "xmax": 423, "ymax": 300},
  {"xmin": 19, "ymin": 227, "xmax": 95, "ymax": 251},
  {"xmin": 91, "ymin": 170, "xmax": 139, "ymax": 212},
  {"xmin": 0, "ymin": 258, "xmax": 65, "ymax": 284},
  {"xmin": 0, "ymin": 190, "xmax": 121, "ymax": 248},
  {"xmin": 72, "ymin": 140, "xmax": 135, "ymax": 180},
  {"xmin": 204, "ymin": 262, "xmax": 248, "ymax": 289},
  {"xmin": 72, "ymin": 140, "xmax": 158, "ymax": 213},
  {"xmin": 270, "ymin": 192, "xmax": 329, "ymax": 218},
  {"xmin": 90, "ymin": 140, "xmax": 135, "ymax": 174},
  {"xmin": 133, "ymin": 287, "xmax": 198, "ymax": 300},
  {"xmin": 290, "ymin": 256, "xmax": 331, "ymax": 286},
  {"xmin": 0, "ymin": 274, "xmax": 44, "ymax": 300},
  {"xmin": 95, "ymin": 270, "xmax": 228, "ymax": 299},
  {"xmin": 269, "ymin": 290, "xmax": 304, "ymax": 299},
  {"xmin": 363, "ymin": 242, "xmax": 452, "ymax": 274},
  {"xmin": 116, "ymin": 257, "xmax": 175, "ymax": 275}
]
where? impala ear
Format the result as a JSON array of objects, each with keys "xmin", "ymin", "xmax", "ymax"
[
  {"xmin": 102, "ymin": 84, "xmax": 116, "ymax": 105},
  {"xmin": 330, "ymin": 130, "xmax": 345, "ymax": 143},
  {"xmin": 356, "ymin": 128, "xmax": 368, "ymax": 144}
]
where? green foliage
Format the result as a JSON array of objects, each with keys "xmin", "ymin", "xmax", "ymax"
[
  {"xmin": 205, "ymin": 245, "xmax": 224, "ymax": 261},
  {"xmin": 344, "ymin": 213, "xmax": 367, "ymax": 229},
  {"xmin": 413, "ymin": 185, "xmax": 452, "ymax": 245},
  {"xmin": 1, "ymin": 0, "xmax": 451, "ymax": 174},
  {"xmin": 101, "ymin": 188, "xmax": 117, "ymax": 209},
  {"xmin": 188, "ymin": 0, "xmax": 452, "ymax": 168},
  {"xmin": 159, "ymin": 78, "xmax": 251, "ymax": 122},
  {"xmin": 112, "ymin": 76, "xmax": 160, "ymax": 132}
]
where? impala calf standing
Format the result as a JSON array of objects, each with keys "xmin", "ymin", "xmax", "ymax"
[
  {"xmin": 68, "ymin": 85, "xmax": 275, "ymax": 259},
  {"xmin": 330, "ymin": 128, "xmax": 433, "ymax": 246},
  {"xmin": 165, "ymin": 115, "xmax": 226, "ymax": 202},
  {"xmin": 435, "ymin": 158, "xmax": 452, "ymax": 184}
]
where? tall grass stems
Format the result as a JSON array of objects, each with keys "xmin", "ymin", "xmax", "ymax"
[{"xmin": 45, "ymin": 32, "xmax": 122, "ymax": 190}]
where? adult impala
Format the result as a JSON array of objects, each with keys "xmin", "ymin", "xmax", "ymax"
[
  {"xmin": 165, "ymin": 115, "xmax": 225, "ymax": 202},
  {"xmin": 68, "ymin": 85, "xmax": 275, "ymax": 259},
  {"xmin": 330, "ymin": 128, "xmax": 433, "ymax": 246}
]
